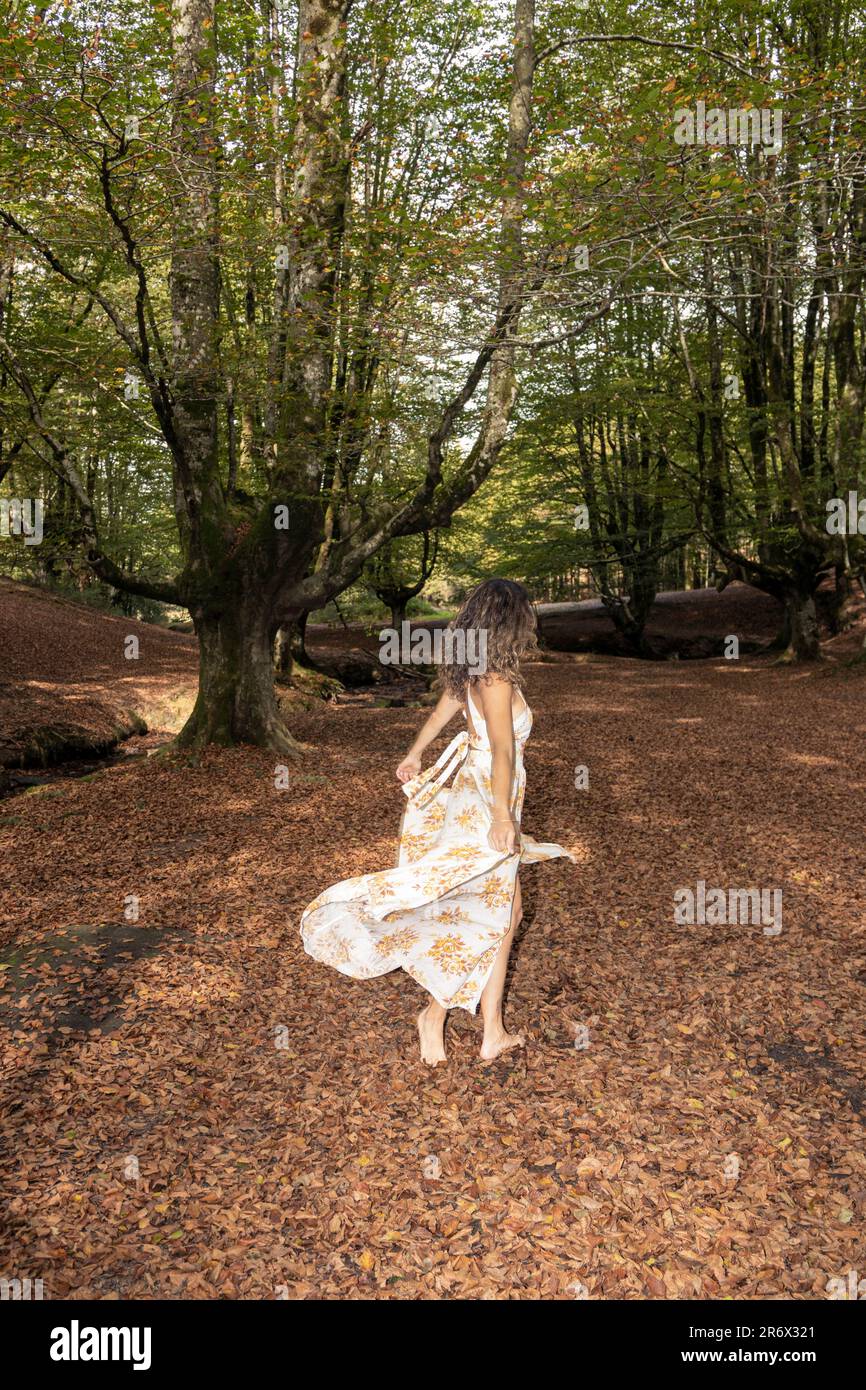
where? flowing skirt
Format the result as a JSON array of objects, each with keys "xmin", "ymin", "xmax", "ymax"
[{"xmin": 300, "ymin": 732, "xmax": 573, "ymax": 1012}]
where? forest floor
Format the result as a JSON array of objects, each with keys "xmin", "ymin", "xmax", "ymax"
[{"xmin": 1, "ymin": 578, "xmax": 865, "ymax": 1298}]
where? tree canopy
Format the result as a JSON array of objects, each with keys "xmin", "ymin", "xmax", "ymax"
[{"xmin": 2, "ymin": 0, "xmax": 865, "ymax": 737}]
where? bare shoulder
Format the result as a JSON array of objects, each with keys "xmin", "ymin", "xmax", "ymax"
[{"xmin": 473, "ymin": 674, "xmax": 514, "ymax": 714}]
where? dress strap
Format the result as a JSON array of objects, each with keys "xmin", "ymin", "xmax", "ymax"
[
  {"xmin": 402, "ymin": 731, "xmax": 470, "ymax": 810},
  {"xmin": 466, "ymin": 683, "xmax": 489, "ymax": 747},
  {"xmin": 466, "ymin": 683, "xmax": 483, "ymax": 723}
]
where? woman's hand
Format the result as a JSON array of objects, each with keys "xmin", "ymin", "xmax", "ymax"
[
  {"xmin": 489, "ymin": 811, "xmax": 518, "ymax": 854},
  {"xmin": 396, "ymin": 753, "xmax": 422, "ymax": 783}
]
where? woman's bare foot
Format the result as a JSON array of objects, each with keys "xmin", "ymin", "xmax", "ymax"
[
  {"xmin": 417, "ymin": 1004, "xmax": 447, "ymax": 1065},
  {"xmin": 480, "ymin": 1027, "xmax": 525, "ymax": 1062}
]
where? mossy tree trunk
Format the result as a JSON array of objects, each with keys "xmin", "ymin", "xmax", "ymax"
[{"xmin": 178, "ymin": 596, "xmax": 300, "ymax": 752}]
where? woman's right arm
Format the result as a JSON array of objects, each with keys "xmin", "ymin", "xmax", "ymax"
[{"xmin": 396, "ymin": 691, "xmax": 464, "ymax": 782}]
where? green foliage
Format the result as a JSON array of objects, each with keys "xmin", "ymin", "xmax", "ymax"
[{"xmin": 2, "ymin": 0, "xmax": 865, "ymax": 644}]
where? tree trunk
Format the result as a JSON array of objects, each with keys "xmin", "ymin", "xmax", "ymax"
[
  {"xmin": 768, "ymin": 607, "xmax": 791, "ymax": 652},
  {"xmin": 781, "ymin": 589, "xmax": 821, "ymax": 662},
  {"xmin": 622, "ymin": 624, "xmax": 653, "ymax": 658},
  {"xmin": 601, "ymin": 595, "xmax": 654, "ymax": 658},
  {"xmin": 273, "ymin": 611, "xmax": 308, "ymax": 678},
  {"xmin": 823, "ymin": 564, "xmax": 855, "ymax": 634},
  {"xmin": 274, "ymin": 624, "xmax": 294, "ymax": 678},
  {"xmin": 298, "ymin": 610, "xmax": 309, "ymax": 661},
  {"xmin": 178, "ymin": 600, "xmax": 301, "ymax": 753}
]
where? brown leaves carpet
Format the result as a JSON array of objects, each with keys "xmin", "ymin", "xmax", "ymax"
[{"xmin": 1, "ymin": 588, "xmax": 865, "ymax": 1298}]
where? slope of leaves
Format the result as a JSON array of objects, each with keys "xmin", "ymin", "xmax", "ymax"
[{"xmin": 0, "ymin": 580, "xmax": 198, "ymax": 770}]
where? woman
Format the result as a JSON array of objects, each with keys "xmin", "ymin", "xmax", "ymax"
[{"xmin": 300, "ymin": 578, "xmax": 573, "ymax": 1065}]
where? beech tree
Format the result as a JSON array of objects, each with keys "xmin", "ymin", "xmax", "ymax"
[{"xmin": 0, "ymin": 0, "xmax": 539, "ymax": 750}]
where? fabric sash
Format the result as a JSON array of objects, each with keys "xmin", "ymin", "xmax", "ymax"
[{"xmin": 402, "ymin": 731, "xmax": 485, "ymax": 810}]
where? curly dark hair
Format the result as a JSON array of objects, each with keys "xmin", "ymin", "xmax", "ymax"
[{"xmin": 438, "ymin": 578, "xmax": 539, "ymax": 700}]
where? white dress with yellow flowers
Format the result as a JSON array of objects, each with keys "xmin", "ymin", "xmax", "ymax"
[{"xmin": 300, "ymin": 685, "xmax": 573, "ymax": 1013}]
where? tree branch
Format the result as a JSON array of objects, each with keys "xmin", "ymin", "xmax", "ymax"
[
  {"xmin": 0, "ymin": 334, "xmax": 182, "ymax": 604},
  {"xmin": 536, "ymin": 32, "xmax": 755, "ymax": 80}
]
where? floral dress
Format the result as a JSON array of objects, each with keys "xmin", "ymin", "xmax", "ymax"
[{"xmin": 300, "ymin": 685, "xmax": 573, "ymax": 1013}]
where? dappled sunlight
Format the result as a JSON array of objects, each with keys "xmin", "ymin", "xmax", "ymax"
[{"xmin": 784, "ymin": 751, "xmax": 841, "ymax": 768}]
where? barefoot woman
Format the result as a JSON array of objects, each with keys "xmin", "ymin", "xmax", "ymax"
[{"xmin": 300, "ymin": 578, "xmax": 573, "ymax": 1064}]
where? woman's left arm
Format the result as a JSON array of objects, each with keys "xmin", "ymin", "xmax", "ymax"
[
  {"xmin": 396, "ymin": 692, "xmax": 464, "ymax": 782},
  {"xmin": 478, "ymin": 677, "xmax": 517, "ymax": 853}
]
